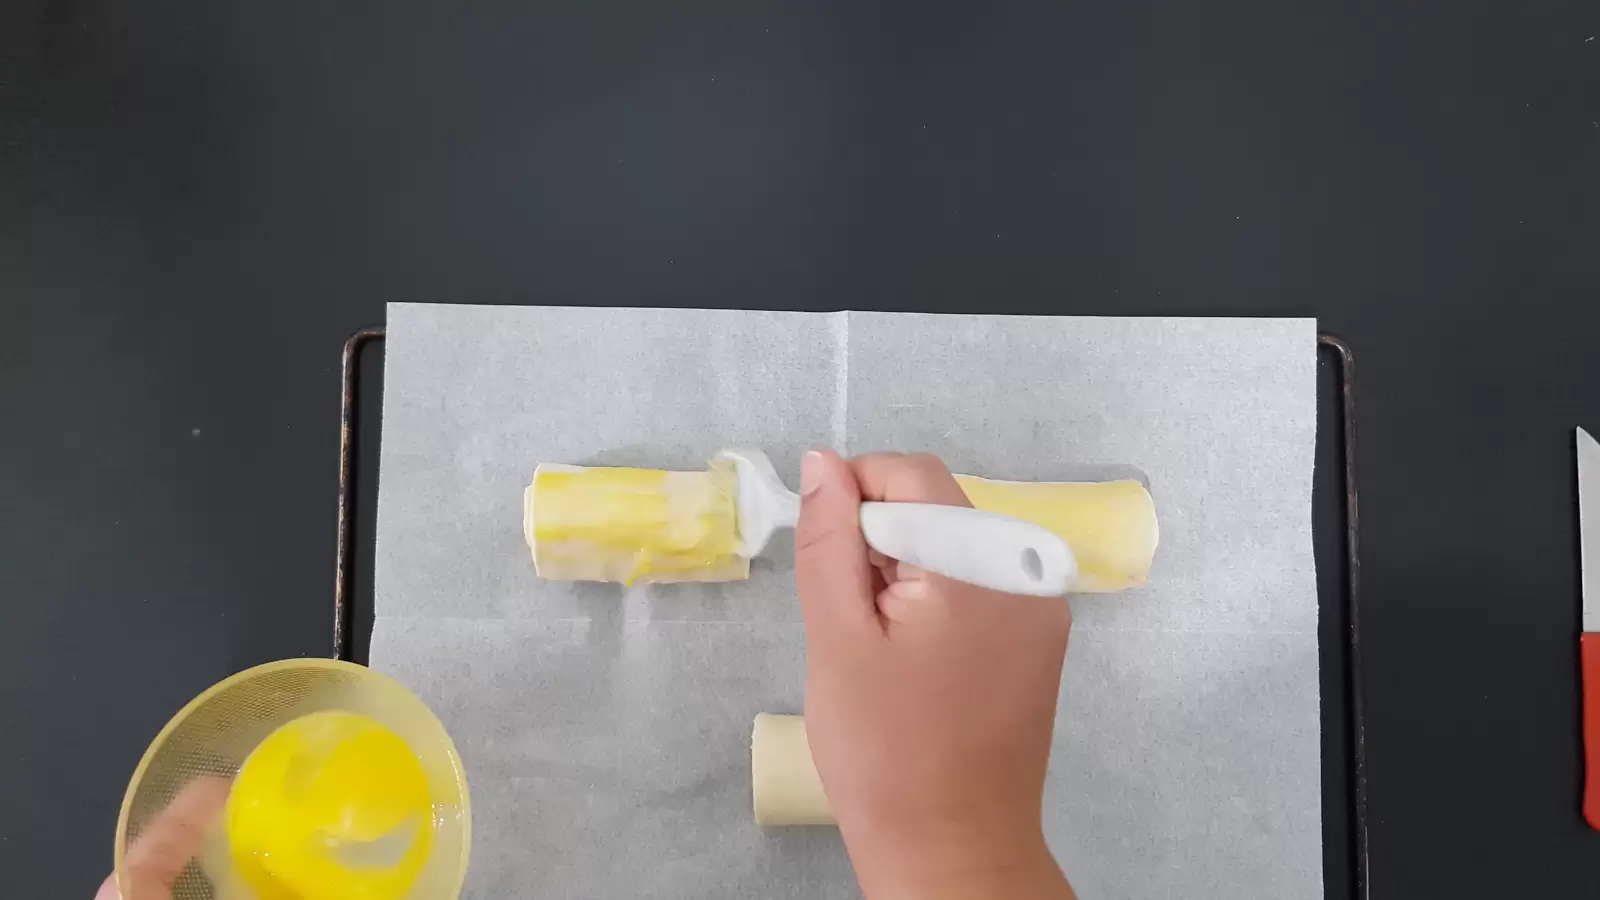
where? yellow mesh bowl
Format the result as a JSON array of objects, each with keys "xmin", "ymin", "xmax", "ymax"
[{"xmin": 115, "ymin": 659, "xmax": 471, "ymax": 900}]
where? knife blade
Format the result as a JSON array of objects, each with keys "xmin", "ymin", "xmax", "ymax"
[{"xmin": 1577, "ymin": 427, "xmax": 1600, "ymax": 828}]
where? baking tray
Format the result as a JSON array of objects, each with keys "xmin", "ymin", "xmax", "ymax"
[{"xmin": 332, "ymin": 327, "xmax": 1367, "ymax": 900}]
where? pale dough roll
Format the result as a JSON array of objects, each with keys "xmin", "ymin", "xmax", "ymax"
[
  {"xmin": 751, "ymin": 714, "xmax": 834, "ymax": 826},
  {"xmin": 955, "ymin": 475, "xmax": 1159, "ymax": 593}
]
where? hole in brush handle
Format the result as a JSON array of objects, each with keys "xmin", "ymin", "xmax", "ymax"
[{"xmin": 1020, "ymin": 547, "xmax": 1044, "ymax": 582}]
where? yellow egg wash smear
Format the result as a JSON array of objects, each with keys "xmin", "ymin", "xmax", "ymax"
[
  {"xmin": 527, "ymin": 461, "xmax": 748, "ymax": 584},
  {"xmin": 226, "ymin": 711, "xmax": 434, "ymax": 900}
]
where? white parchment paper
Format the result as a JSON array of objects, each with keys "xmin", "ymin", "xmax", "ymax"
[{"xmin": 371, "ymin": 303, "xmax": 1321, "ymax": 899}]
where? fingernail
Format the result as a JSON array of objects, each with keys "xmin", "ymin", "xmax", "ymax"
[{"xmin": 800, "ymin": 451, "xmax": 825, "ymax": 497}]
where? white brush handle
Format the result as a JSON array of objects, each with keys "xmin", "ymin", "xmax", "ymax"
[{"xmin": 858, "ymin": 502, "xmax": 1076, "ymax": 597}]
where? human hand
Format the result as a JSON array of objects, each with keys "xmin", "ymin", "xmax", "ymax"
[
  {"xmin": 795, "ymin": 450, "xmax": 1075, "ymax": 900},
  {"xmin": 94, "ymin": 776, "xmax": 230, "ymax": 900}
]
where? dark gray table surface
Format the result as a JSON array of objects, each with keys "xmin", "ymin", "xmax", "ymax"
[{"xmin": 5, "ymin": 1, "xmax": 1600, "ymax": 896}]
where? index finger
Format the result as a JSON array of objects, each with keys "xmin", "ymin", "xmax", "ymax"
[{"xmin": 848, "ymin": 452, "xmax": 972, "ymax": 508}]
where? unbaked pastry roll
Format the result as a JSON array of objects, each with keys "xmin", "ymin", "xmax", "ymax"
[{"xmin": 751, "ymin": 714, "xmax": 833, "ymax": 826}]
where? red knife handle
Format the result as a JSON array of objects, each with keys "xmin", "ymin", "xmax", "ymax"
[{"xmin": 1585, "ymin": 633, "xmax": 1600, "ymax": 829}]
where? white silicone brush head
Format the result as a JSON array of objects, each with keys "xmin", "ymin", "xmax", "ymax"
[{"xmin": 716, "ymin": 449, "xmax": 801, "ymax": 557}]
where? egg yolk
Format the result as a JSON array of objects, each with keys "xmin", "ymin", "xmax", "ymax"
[{"xmin": 226, "ymin": 710, "xmax": 433, "ymax": 900}]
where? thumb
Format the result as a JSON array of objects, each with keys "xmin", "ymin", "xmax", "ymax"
[{"xmin": 794, "ymin": 449, "xmax": 878, "ymax": 639}]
